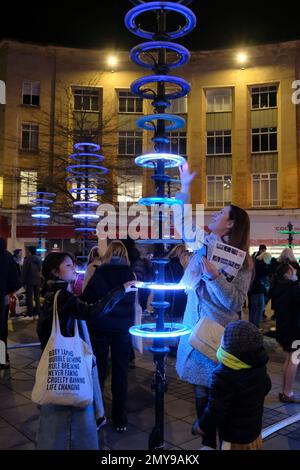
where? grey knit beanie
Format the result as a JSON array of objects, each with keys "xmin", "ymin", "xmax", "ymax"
[{"xmin": 222, "ymin": 320, "xmax": 263, "ymax": 358}]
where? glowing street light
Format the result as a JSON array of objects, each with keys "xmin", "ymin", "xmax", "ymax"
[
  {"xmin": 107, "ymin": 55, "xmax": 118, "ymax": 72},
  {"xmin": 236, "ymin": 51, "xmax": 248, "ymax": 67}
]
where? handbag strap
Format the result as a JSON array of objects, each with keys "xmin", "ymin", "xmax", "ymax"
[
  {"xmin": 51, "ymin": 290, "xmax": 62, "ymax": 337},
  {"xmin": 51, "ymin": 289, "xmax": 79, "ymax": 339}
]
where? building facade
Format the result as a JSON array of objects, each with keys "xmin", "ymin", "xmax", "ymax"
[{"xmin": 0, "ymin": 39, "xmax": 300, "ymax": 255}]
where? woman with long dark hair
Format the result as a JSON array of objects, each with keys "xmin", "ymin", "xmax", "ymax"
[{"xmin": 174, "ymin": 163, "xmax": 254, "ymax": 436}]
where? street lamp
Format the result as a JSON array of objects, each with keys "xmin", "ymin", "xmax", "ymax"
[
  {"xmin": 107, "ymin": 55, "xmax": 118, "ymax": 72},
  {"xmin": 236, "ymin": 51, "xmax": 248, "ymax": 68}
]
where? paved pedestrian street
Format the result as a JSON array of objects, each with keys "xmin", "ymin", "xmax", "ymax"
[{"xmin": 1, "ymin": 317, "xmax": 300, "ymax": 451}]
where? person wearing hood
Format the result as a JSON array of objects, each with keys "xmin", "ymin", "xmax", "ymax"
[
  {"xmin": 269, "ymin": 263, "xmax": 300, "ymax": 403},
  {"xmin": 197, "ymin": 321, "xmax": 271, "ymax": 450},
  {"xmin": 81, "ymin": 241, "xmax": 137, "ymax": 432},
  {"xmin": 21, "ymin": 246, "xmax": 42, "ymax": 318}
]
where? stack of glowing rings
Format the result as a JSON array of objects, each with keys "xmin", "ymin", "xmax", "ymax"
[
  {"xmin": 66, "ymin": 143, "xmax": 108, "ymax": 232},
  {"xmin": 28, "ymin": 191, "xmax": 56, "ymax": 254}
]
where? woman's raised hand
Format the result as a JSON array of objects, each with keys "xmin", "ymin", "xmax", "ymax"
[
  {"xmin": 123, "ymin": 281, "xmax": 138, "ymax": 293},
  {"xmin": 179, "ymin": 162, "xmax": 197, "ymax": 193}
]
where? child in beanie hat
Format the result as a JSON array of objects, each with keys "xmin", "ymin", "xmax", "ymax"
[{"xmin": 198, "ymin": 320, "xmax": 271, "ymax": 450}]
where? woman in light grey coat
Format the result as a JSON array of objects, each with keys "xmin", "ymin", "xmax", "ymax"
[{"xmin": 174, "ymin": 163, "xmax": 253, "ymax": 434}]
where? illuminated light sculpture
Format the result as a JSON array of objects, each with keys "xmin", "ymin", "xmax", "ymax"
[
  {"xmin": 126, "ymin": 0, "xmax": 196, "ymax": 450},
  {"xmin": 28, "ymin": 191, "xmax": 56, "ymax": 256},
  {"xmin": 66, "ymin": 142, "xmax": 108, "ymax": 273},
  {"xmin": 277, "ymin": 221, "xmax": 300, "ymax": 248}
]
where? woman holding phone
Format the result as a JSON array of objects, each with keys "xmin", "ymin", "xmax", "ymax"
[{"xmin": 175, "ymin": 163, "xmax": 254, "ymax": 436}]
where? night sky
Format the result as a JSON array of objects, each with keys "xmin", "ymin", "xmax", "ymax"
[{"xmin": 1, "ymin": 0, "xmax": 300, "ymax": 51}]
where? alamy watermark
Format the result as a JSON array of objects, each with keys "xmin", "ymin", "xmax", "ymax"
[
  {"xmin": 0, "ymin": 80, "xmax": 6, "ymax": 104},
  {"xmin": 96, "ymin": 202, "xmax": 205, "ymax": 248},
  {"xmin": 292, "ymin": 80, "xmax": 300, "ymax": 105},
  {"xmin": 291, "ymin": 340, "xmax": 300, "ymax": 365}
]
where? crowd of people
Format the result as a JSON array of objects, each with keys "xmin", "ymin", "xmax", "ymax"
[{"xmin": 0, "ymin": 165, "xmax": 300, "ymax": 450}]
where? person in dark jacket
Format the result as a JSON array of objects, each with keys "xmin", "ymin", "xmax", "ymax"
[
  {"xmin": 22, "ymin": 246, "xmax": 42, "ymax": 318},
  {"xmin": 0, "ymin": 238, "xmax": 21, "ymax": 369},
  {"xmin": 248, "ymin": 254, "xmax": 271, "ymax": 327},
  {"xmin": 12, "ymin": 249, "xmax": 23, "ymax": 276},
  {"xmin": 121, "ymin": 237, "xmax": 154, "ymax": 310},
  {"xmin": 36, "ymin": 251, "xmax": 136, "ymax": 449},
  {"xmin": 81, "ymin": 240, "xmax": 137, "ymax": 432},
  {"xmin": 269, "ymin": 263, "xmax": 300, "ymax": 403},
  {"xmin": 198, "ymin": 321, "xmax": 271, "ymax": 450}
]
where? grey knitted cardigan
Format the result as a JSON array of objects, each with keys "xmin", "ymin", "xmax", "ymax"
[{"xmin": 174, "ymin": 192, "xmax": 252, "ymax": 387}]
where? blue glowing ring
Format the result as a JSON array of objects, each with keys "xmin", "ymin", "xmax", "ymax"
[
  {"xmin": 72, "ymin": 214, "xmax": 99, "ymax": 219},
  {"xmin": 74, "ymin": 227, "xmax": 97, "ymax": 232},
  {"xmin": 136, "ymin": 114, "xmax": 185, "ymax": 131},
  {"xmin": 36, "ymin": 248, "xmax": 47, "ymax": 253},
  {"xmin": 31, "ymin": 213, "xmax": 50, "ymax": 219},
  {"xmin": 69, "ymin": 187, "xmax": 104, "ymax": 195},
  {"xmin": 135, "ymin": 153, "xmax": 186, "ymax": 168},
  {"xmin": 152, "ymin": 99, "xmax": 171, "ymax": 109},
  {"xmin": 129, "ymin": 322, "xmax": 191, "ymax": 339},
  {"xmin": 151, "ymin": 301, "xmax": 170, "ymax": 309},
  {"xmin": 151, "ymin": 175, "xmax": 179, "ymax": 183},
  {"xmin": 75, "ymin": 269, "xmax": 86, "ymax": 275},
  {"xmin": 135, "ymin": 282, "xmax": 186, "ymax": 290},
  {"xmin": 31, "ymin": 206, "xmax": 50, "ymax": 211},
  {"xmin": 136, "ymin": 239, "xmax": 183, "ymax": 244},
  {"xmin": 125, "ymin": 2, "xmax": 196, "ymax": 39},
  {"xmin": 138, "ymin": 197, "xmax": 183, "ymax": 206},
  {"xmin": 73, "ymin": 201, "xmax": 99, "ymax": 206},
  {"xmin": 131, "ymin": 75, "xmax": 191, "ymax": 100},
  {"xmin": 28, "ymin": 191, "xmax": 55, "ymax": 197},
  {"xmin": 151, "ymin": 136, "xmax": 170, "ymax": 144},
  {"xmin": 66, "ymin": 175, "xmax": 107, "ymax": 184},
  {"xmin": 74, "ymin": 142, "xmax": 101, "ymax": 152},
  {"xmin": 30, "ymin": 198, "xmax": 54, "ymax": 204},
  {"xmin": 130, "ymin": 41, "xmax": 190, "ymax": 69},
  {"xmin": 70, "ymin": 152, "xmax": 105, "ymax": 163},
  {"xmin": 66, "ymin": 164, "xmax": 108, "ymax": 175},
  {"xmin": 151, "ymin": 258, "xmax": 170, "ymax": 264}
]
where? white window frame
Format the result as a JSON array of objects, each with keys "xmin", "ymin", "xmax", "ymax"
[
  {"xmin": 168, "ymin": 95, "xmax": 188, "ymax": 114},
  {"xmin": 118, "ymin": 131, "xmax": 143, "ymax": 157},
  {"xmin": 206, "ymin": 130, "xmax": 231, "ymax": 156},
  {"xmin": 252, "ymin": 173, "xmax": 278, "ymax": 207},
  {"xmin": 251, "ymin": 85, "xmax": 277, "ymax": 110},
  {"xmin": 118, "ymin": 90, "xmax": 143, "ymax": 114},
  {"xmin": 21, "ymin": 123, "xmax": 39, "ymax": 151},
  {"xmin": 165, "ymin": 131, "xmax": 187, "ymax": 156},
  {"xmin": 22, "ymin": 81, "xmax": 40, "ymax": 106},
  {"xmin": 206, "ymin": 88, "xmax": 232, "ymax": 113},
  {"xmin": 117, "ymin": 173, "xmax": 143, "ymax": 203},
  {"xmin": 251, "ymin": 127, "xmax": 277, "ymax": 153},
  {"xmin": 73, "ymin": 87, "xmax": 100, "ymax": 112},
  {"xmin": 207, "ymin": 175, "xmax": 232, "ymax": 208},
  {"xmin": 19, "ymin": 171, "xmax": 37, "ymax": 205},
  {"xmin": 71, "ymin": 181, "xmax": 98, "ymax": 202}
]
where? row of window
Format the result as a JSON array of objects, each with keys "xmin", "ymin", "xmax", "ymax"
[
  {"xmin": 21, "ymin": 81, "xmax": 278, "ymax": 113},
  {"xmin": 20, "ymin": 124, "xmax": 277, "ymax": 155},
  {"xmin": 19, "ymin": 170, "xmax": 278, "ymax": 207}
]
